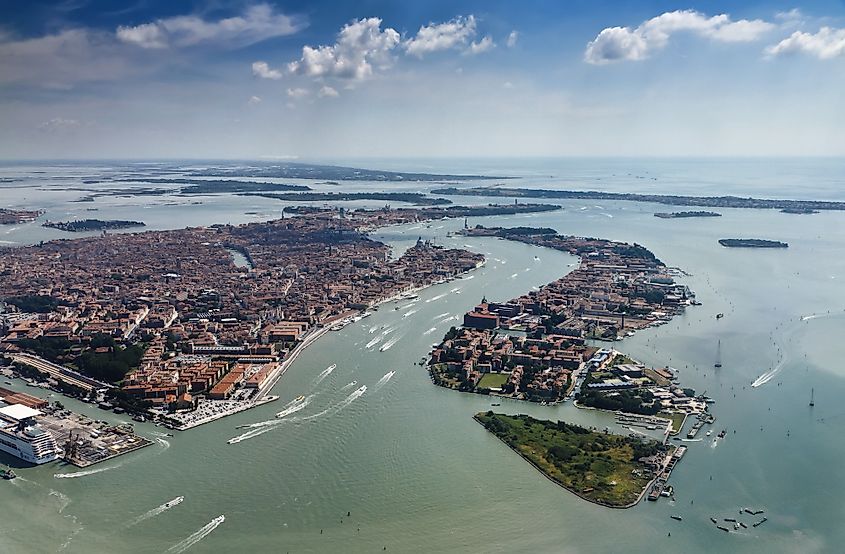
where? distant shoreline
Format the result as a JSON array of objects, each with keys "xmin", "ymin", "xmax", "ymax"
[{"xmin": 433, "ymin": 186, "xmax": 845, "ymax": 212}]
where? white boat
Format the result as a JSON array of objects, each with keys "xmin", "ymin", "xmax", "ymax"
[
  {"xmin": 294, "ymin": 395, "xmax": 305, "ymax": 403},
  {"xmin": 0, "ymin": 404, "xmax": 60, "ymax": 465}
]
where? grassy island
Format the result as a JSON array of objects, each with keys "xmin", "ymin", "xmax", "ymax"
[
  {"xmin": 718, "ymin": 238, "xmax": 788, "ymax": 248},
  {"xmin": 475, "ymin": 412, "xmax": 664, "ymax": 507}
]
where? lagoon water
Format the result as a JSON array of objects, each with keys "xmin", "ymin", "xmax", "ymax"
[{"xmin": 1, "ymin": 159, "xmax": 844, "ymax": 553}]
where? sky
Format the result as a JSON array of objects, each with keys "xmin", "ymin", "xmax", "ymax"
[{"xmin": 0, "ymin": 0, "xmax": 843, "ymax": 159}]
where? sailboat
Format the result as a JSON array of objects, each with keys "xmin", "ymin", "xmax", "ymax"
[
  {"xmin": 809, "ymin": 388, "xmax": 815, "ymax": 407},
  {"xmin": 714, "ymin": 340, "xmax": 722, "ymax": 368}
]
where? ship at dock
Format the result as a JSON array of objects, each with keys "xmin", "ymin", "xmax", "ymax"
[{"xmin": 0, "ymin": 404, "xmax": 61, "ymax": 465}]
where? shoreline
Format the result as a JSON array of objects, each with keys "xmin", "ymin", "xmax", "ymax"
[{"xmin": 473, "ymin": 414, "xmax": 648, "ymax": 509}]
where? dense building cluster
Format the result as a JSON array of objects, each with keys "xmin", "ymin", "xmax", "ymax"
[
  {"xmin": 0, "ymin": 209, "xmax": 483, "ymax": 409},
  {"xmin": 429, "ymin": 226, "xmax": 697, "ymax": 406}
]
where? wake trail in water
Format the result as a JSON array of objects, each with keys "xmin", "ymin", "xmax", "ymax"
[
  {"xmin": 55, "ymin": 465, "xmax": 119, "ymax": 479},
  {"xmin": 510, "ymin": 273, "xmax": 518, "ymax": 279},
  {"xmin": 156, "ymin": 437, "xmax": 170, "ymax": 450},
  {"xmin": 365, "ymin": 336, "xmax": 383, "ymax": 348},
  {"xmin": 166, "ymin": 515, "xmax": 225, "ymax": 554},
  {"xmin": 432, "ymin": 313, "xmax": 449, "ymax": 320},
  {"xmin": 275, "ymin": 394, "xmax": 314, "ymax": 419},
  {"xmin": 314, "ymin": 364, "xmax": 336, "ymax": 385},
  {"xmin": 381, "ymin": 327, "xmax": 396, "ymax": 336},
  {"xmin": 127, "ymin": 496, "xmax": 184, "ymax": 527},
  {"xmin": 423, "ymin": 327, "xmax": 438, "ymax": 335},
  {"xmin": 380, "ymin": 336, "xmax": 400, "ymax": 352},
  {"xmin": 426, "ymin": 293, "xmax": 448, "ymax": 303},
  {"xmin": 301, "ymin": 385, "xmax": 367, "ymax": 422},
  {"xmin": 340, "ymin": 380, "xmax": 357, "ymax": 391},
  {"xmin": 374, "ymin": 371, "xmax": 396, "ymax": 391},
  {"xmin": 368, "ymin": 325, "xmax": 379, "ymax": 334},
  {"xmin": 403, "ymin": 309, "xmax": 418, "ymax": 318}
]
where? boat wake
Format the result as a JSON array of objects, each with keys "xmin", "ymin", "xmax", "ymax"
[
  {"xmin": 301, "ymin": 385, "xmax": 367, "ymax": 422},
  {"xmin": 275, "ymin": 394, "xmax": 314, "ymax": 419},
  {"xmin": 426, "ymin": 293, "xmax": 448, "ymax": 303},
  {"xmin": 432, "ymin": 312, "xmax": 449, "ymax": 320},
  {"xmin": 340, "ymin": 380, "xmax": 357, "ymax": 391},
  {"xmin": 681, "ymin": 438, "xmax": 703, "ymax": 443},
  {"xmin": 156, "ymin": 437, "xmax": 170, "ymax": 450},
  {"xmin": 510, "ymin": 273, "xmax": 518, "ymax": 279},
  {"xmin": 54, "ymin": 466, "xmax": 118, "ymax": 479},
  {"xmin": 166, "ymin": 515, "xmax": 225, "ymax": 554},
  {"xmin": 403, "ymin": 309, "xmax": 418, "ymax": 318},
  {"xmin": 368, "ymin": 325, "xmax": 379, "ymax": 334},
  {"xmin": 365, "ymin": 336, "xmax": 383, "ymax": 349},
  {"xmin": 227, "ymin": 425, "xmax": 276, "ymax": 444},
  {"xmin": 374, "ymin": 371, "xmax": 396, "ymax": 391},
  {"xmin": 380, "ymin": 336, "xmax": 400, "ymax": 352},
  {"xmin": 314, "ymin": 364, "xmax": 336, "ymax": 385},
  {"xmin": 423, "ymin": 327, "xmax": 438, "ymax": 335},
  {"xmin": 128, "ymin": 496, "xmax": 184, "ymax": 527},
  {"xmin": 381, "ymin": 327, "xmax": 396, "ymax": 336}
]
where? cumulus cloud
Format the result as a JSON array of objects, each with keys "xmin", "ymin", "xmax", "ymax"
[
  {"xmin": 286, "ymin": 87, "xmax": 309, "ymax": 98},
  {"xmin": 247, "ymin": 95, "xmax": 262, "ymax": 105},
  {"xmin": 404, "ymin": 15, "xmax": 477, "ymax": 58},
  {"xmin": 506, "ymin": 30, "xmax": 519, "ymax": 48},
  {"xmin": 318, "ymin": 85, "xmax": 339, "ymax": 98},
  {"xmin": 117, "ymin": 3, "xmax": 305, "ymax": 49},
  {"xmin": 585, "ymin": 10, "xmax": 775, "ymax": 64},
  {"xmin": 286, "ymin": 17, "xmax": 400, "ymax": 80},
  {"xmin": 252, "ymin": 61, "xmax": 282, "ymax": 79},
  {"xmin": 765, "ymin": 27, "xmax": 845, "ymax": 59},
  {"xmin": 466, "ymin": 35, "xmax": 495, "ymax": 55}
]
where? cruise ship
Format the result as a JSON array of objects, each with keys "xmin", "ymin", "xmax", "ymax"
[{"xmin": 0, "ymin": 404, "xmax": 61, "ymax": 465}]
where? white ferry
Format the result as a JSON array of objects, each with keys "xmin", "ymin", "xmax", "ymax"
[{"xmin": 0, "ymin": 404, "xmax": 61, "ymax": 465}]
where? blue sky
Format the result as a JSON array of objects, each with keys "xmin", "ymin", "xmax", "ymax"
[{"xmin": 0, "ymin": 1, "xmax": 843, "ymax": 159}]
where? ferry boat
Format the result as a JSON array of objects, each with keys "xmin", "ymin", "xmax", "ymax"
[{"xmin": 0, "ymin": 404, "xmax": 61, "ymax": 465}]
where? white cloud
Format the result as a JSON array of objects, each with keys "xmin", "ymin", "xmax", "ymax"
[
  {"xmin": 466, "ymin": 35, "xmax": 495, "ymax": 55},
  {"xmin": 0, "ymin": 28, "xmax": 132, "ymax": 87},
  {"xmin": 252, "ymin": 61, "xmax": 282, "ymax": 80},
  {"xmin": 248, "ymin": 95, "xmax": 262, "ymax": 105},
  {"xmin": 318, "ymin": 85, "xmax": 339, "ymax": 98},
  {"xmin": 765, "ymin": 27, "xmax": 845, "ymax": 59},
  {"xmin": 287, "ymin": 17, "xmax": 401, "ymax": 80},
  {"xmin": 506, "ymin": 30, "xmax": 519, "ymax": 48},
  {"xmin": 286, "ymin": 87, "xmax": 309, "ymax": 98},
  {"xmin": 585, "ymin": 10, "xmax": 775, "ymax": 64},
  {"xmin": 404, "ymin": 15, "xmax": 477, "ymax": 58},
  {"xmin": 775, "ymin": 8, "xmax": 803, "ymax": 22},
  {"xmin": 117, "ymin": 3, "xmax": 305, "ymax": 49},
  {"xmin": 38, "ymin": 117, "xmax": 85, "ymax": 132}
]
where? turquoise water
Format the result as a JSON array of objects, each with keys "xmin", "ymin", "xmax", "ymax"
[{"xmin": 0, "ymin": 160, "xmax": 844, "ymax": 553}]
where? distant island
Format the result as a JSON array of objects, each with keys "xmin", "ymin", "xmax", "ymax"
[
  {"xmin": 84, "ymin": 179, "xmax": 311, "ymax": 195},
  {"xmin": 243, "ymin": 191, "xmax": 452, "ymax": 206},
  {"xmin": 780, "ymin": 208, "xmax": 819, "ymax": 215},
  {"xmin": 475, "ymin": 412, "xmax": 667, "ymax": 508},
  {"xmin": 654, "ymin": 211, "xmax": 721, "ymax": 219},
  {"xmin": 718, "ymin": 238, "xmax": 788, "ymax": 248},
  {"xmin": 432, "ymin": 186, "xmax": 845, "ymax": 212},
  {"xmin": 187, "ymin": 162, "xmax": 506, "ymax": 182},
  {"xmin": 43, "ymin": 219, "xmax": 146, "ymax": 232},
  {"xmin": 0, "ymin": 208, "xmax": 43, "ymax": 224}
]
